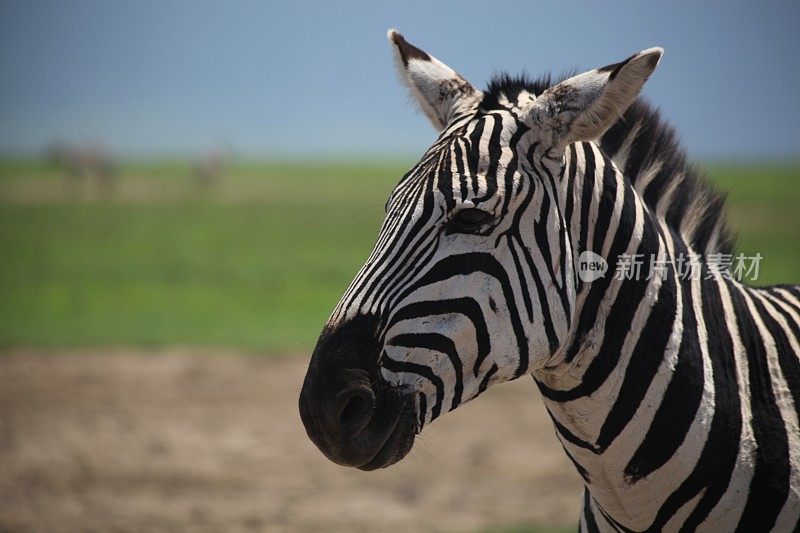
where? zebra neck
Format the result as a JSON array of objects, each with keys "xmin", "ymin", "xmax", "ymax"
[
  {"xmin": 539, "ymin": 141, "xmax": 676, "ymax": 388},
  {"xmin": 526, "ymin": 146, "xmax": 800, "ymax": 531},
  {"xmin": 531, "ymin": 141, "xmax": 720, "ymax": 529}
]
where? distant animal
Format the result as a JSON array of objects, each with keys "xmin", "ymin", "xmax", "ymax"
[
  {"xmin": 299, "ymin": 31, "xmax": 800, "ymax": 531},
  {"xmin": 191, "ymin": 148, "xmax": 230, "ymax": 188},
  {"xmin": 45, "ymin": 143, "xmax": 116, "ymax": 195}
]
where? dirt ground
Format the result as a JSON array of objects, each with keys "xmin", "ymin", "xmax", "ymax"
[{"xmin": 0, "ymin": 350, "xmax": 582, "ymax": 532}]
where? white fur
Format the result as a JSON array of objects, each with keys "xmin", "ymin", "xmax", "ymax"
[
  {"xmin": 388, "ymin": 29, "xmax": 482, "ymax": 131},
  {"xmin": 529, "ymin": 48, "xmax": 663, "ymax": 146}
]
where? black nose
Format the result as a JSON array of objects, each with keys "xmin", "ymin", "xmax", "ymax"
[
  {"xmin": 299, "ymin": 365, "xmax": 382, "ymax": 467},
  {"xmin": 299, "ymin": 314, "xmax": 397, "ymax": 467}
]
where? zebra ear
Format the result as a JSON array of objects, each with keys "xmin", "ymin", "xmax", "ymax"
[
  {"xmin": 388, "ymin": 29, "xmax": 481, "ymax": 131},
  {"xmin": 535, "ymin": 47, "xmax": 663, "ymax": 145}
]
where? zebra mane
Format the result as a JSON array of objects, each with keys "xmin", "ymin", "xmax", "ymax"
[{"xmin": 482, "ymin": 73, "xmax": 735, "ymax": 258}]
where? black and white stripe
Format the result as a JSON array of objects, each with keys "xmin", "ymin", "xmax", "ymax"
[{"xmin": 320, "ymin": 32, "xmax": 800, "ymax": 530}]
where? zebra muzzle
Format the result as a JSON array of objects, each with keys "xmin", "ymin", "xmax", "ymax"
[{"xmin": 299, "ymin": 316, "xmax": 417, "ymax": 470}]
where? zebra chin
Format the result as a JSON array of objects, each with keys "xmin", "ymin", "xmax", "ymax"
[{"xmin": 299, "ymin": 314, "xmax": 419, "ymax": 471}]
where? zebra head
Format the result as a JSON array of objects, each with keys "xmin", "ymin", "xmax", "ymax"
[{"xmin": 299, "ymin": 30, "xmax": 662, "ymax": 470}]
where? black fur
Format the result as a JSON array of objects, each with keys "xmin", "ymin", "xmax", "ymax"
[{"xmin": 390, "ymin": 32, "xmax": 431, "ymax": 67}]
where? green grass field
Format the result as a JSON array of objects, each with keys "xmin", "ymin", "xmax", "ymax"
[{"xmin": 0, "ymin": 159, "xmax": 798, "ymax": 352}]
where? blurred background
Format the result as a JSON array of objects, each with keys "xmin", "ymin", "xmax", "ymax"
[{"xmin": 0, "ymin": 1, "xmax": 798, "ymax": 531}]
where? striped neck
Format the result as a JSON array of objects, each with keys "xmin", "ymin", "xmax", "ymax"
[
  {"xmin": 539, "ymin": 140, "xmax": 675, "ymax": 386},
  {"xmin": 533, "ymin": 140, "xmax": 701, "ymax": 529}
]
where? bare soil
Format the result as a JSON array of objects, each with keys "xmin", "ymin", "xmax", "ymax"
[{"xmin": 0, "ymin": 350, "xmax": 582, "ymax": 532}]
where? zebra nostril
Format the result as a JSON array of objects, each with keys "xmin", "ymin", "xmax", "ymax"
[
  {"xmin": 340, "ymin": 394, "xmax": 365, "ymax": 423},
  {"xmin": 336, "ymin": 387, "xmax": 375, "ymax": 435}
]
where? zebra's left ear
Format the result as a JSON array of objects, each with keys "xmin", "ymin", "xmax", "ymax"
[
  {"xmin": 532, "ymin": 47, "xmax": 664, "ymax": 146},
  {"xmin": 388, "ymin": 29, "xmax": 482, "ymax": 131}
]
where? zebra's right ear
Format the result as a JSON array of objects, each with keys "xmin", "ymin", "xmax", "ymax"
[
  {"xmin": 388, "ymin": 29, "xmax": 481, "ymax": 131},
  {"xmin": 532, "ymin": 47, "xmax": 663, "ymax": 146}
]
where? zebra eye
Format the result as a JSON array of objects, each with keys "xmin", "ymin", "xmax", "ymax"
[{"xmin": 447, "ymin": 208, "xmax": 493, "ymax": 233}]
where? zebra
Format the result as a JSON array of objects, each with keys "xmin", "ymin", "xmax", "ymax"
[
  {"xmin": 299, "ymin": 30, "xmax": 800, "ymax": 531},
  {"xmin": 45, "ymin": 142, "xmax": 117, "ymax": 196},
  {"xmin": 191, "ymin": 146, "xmax": 231, "ymax": 189}
]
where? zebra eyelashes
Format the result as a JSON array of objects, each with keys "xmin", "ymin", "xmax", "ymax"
[
  {"xmin": 444, "ymin": 207, "xmax": 494, "ymax": 234},
  {"xmin": 453, "ymin": 208, "xmax": 492, "ymax": 225}
]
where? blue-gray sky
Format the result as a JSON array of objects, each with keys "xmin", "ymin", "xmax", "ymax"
[{"xmin": 1, "ymin": 1, "xmax": 798, "ymax": 159}]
